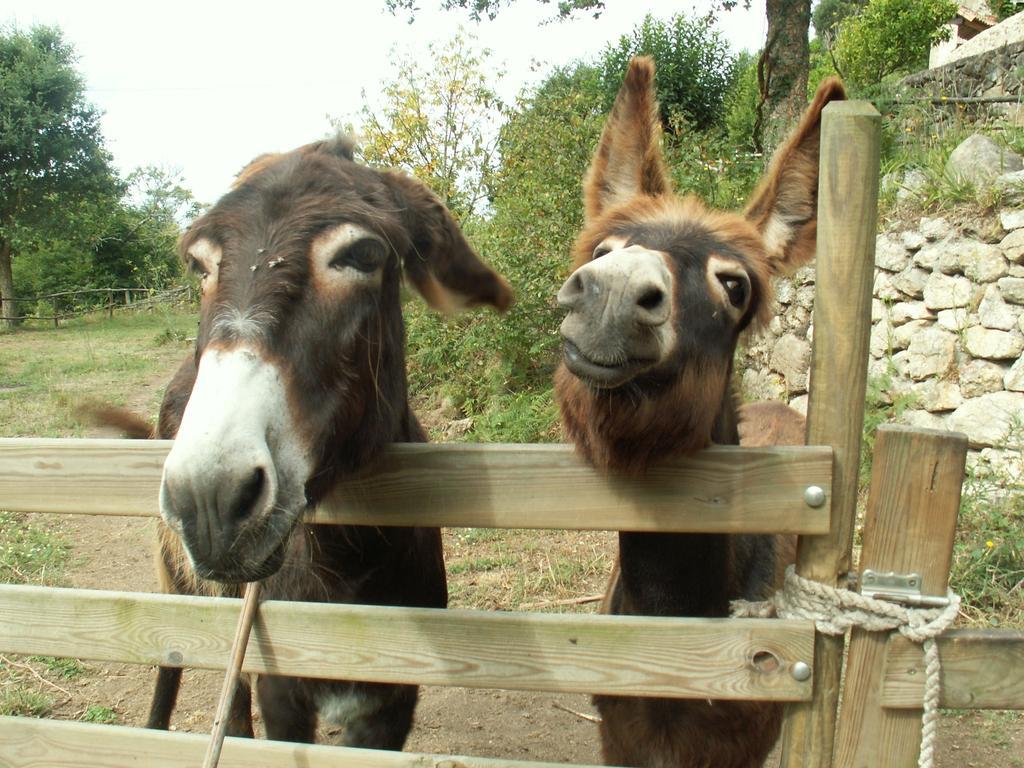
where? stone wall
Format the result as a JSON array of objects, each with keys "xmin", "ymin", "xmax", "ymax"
[
  {"xmin": 904, "ymin": 38, "xmax": 1024, "ymax": 100},
  {"xmin": 739, "ymin": 212, "xmax": 1024, "ymax": 476}
]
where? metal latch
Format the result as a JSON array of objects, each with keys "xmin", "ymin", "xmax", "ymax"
[{"xmin": 860, "ymin": 570, "xmax": 950, "ymax": 608}]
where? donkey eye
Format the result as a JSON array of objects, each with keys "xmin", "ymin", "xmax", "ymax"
[
  {"xmin": 719, "ymin": 275, "xmax": 749, "ymax": 309},
  {"xmin": 330, "ymin": 238, "xmax": 387, "ymax": 273},
  {"xmin": 186, "ymin": 256, "xmax": 208, "ymax": 279}
]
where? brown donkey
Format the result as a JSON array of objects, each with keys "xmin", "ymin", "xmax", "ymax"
[
  {"xmin": 554, "ymin": 58, "xmax": 843, "ymax": 767},
  {"xmin": 145, "ymin": 136, "xmax": 511, "ymax": 746}
]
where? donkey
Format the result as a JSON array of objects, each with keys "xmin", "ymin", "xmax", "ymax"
[
  {"xmin": 145, "ymin": 136, "xmax": 511, "ymax": 746},
  {"xmin": 738, "ymin": 400, "xmax": 807, "ymax": 449},
  {"xmin": 554, "ymin": 57, "xmax": 843, "ymax": 767}
]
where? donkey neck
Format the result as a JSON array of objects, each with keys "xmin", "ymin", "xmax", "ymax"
[{"xmin": 615, "ymin": 386, "xmax": 740, "ymax": 618}]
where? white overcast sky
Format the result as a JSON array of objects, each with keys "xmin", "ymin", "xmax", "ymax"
[{"xmin": 3, "ymin": 0, "xmax": 768, "ymax": 204}]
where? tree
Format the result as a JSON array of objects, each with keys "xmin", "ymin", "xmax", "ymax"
[
  {"xmin": 755, "ymin": 0, "xmax": 811, "ymax": 156},
  {"xmin": 600, "ymin": 14, "xmax": 737, "ymax": 131},
  {"xmin": 91, "ymin": 167, "xmax": 198, "ymax": 289},
  {"xmin": 831, "ymin": 0, "xmax": 956, "ymax": 88},
  {"xmin": 339, "ymin": 31, "xmax": 504, "ymax": 221},
  {"xmin": 383, "ymin": 0, "xmax": 810, "ymax": 160},
  {"xmin": 401, "ymin": 61, "xmax": 607, "ymax": 418},
  {"xmin": 385, "ymin": 0, "xmax": 605, "ymax": 21},
  {"xmin": 12, "ymin": 168, "xmax": 195, "ymax": 309},
  {"xmin": 811, "ymin": 0, "xmax": 868, "ymax": 40},
  {"xmin": 0, "ymin": 25, "xmax": 120, "ymax": 326},
  {"xmin": 384, "ymin": 0, "xmax": 754, "ymax": 21}
]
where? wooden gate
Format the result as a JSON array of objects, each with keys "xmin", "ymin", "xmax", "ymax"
[{"xmin": 0, "ymin": 102, "xmax": 1021, "ymax": 768}]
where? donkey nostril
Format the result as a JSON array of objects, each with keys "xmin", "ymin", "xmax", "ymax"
[
  {"xmin": 229, "ymin": 467, "xmax": 267, "ymax": 523},
  {"xmin": 637, "ymin": 287, "xmax": 665, "ymax": 312},
  {"xmin": 558, "ymin": 271, "xmax": 589, "ymax": 309}
]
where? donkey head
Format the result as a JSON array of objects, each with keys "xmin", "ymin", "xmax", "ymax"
[
  {"xmin": 555, "ymin": 57, "xmax": 844, "ymax": 473},
  {"xmin": 160, "ymin": 138, "xmax": 511, "ymax": 582}
]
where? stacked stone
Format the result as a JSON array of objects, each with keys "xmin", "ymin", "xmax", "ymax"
[
  {"xmin": 739, "ymin": 213, "xmax": 1024, "ymax": 478},
  {"xmin": 902, "ymin": 38, "xmax": 1024, "ymax": 111}
]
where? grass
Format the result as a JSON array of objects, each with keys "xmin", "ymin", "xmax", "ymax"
[
  {"xmin": 0, "ymin": 511, "xmax": 68, "ymax": 586},
  {"xmin": 877, "ymin": 97, "xmax": 1024, "ymax": 222},
  {"xmin": 80, "ymin": 705, "xmax": 118, "ymax": 724},
  {"xmin": 0, "ymin": 309, "xmax": 192, "ymax": 724},
  {"xmin": 30, "ymin": 657, "xmax": 87, "ymax": 680},
  {"xmin": 0, "ymin": 685, "xmax": 53, "ymax": 717},
  {"xmin": 463, "ymin": 389, "xmax": 560, "ymax": 444},
  {"xmin": 0, "ymin": 307, "xmax": 195, "ymax": 436},
  {"xmin": 443, "ymin": 528, "xmax": 613, "ymax": 612},
  {"xmin": 951, "ymin": 422, "xmax": 1024, "ymax": 628},
  {"xmin": 0, "ymin": 509, "xmax": 74, "ymax": 720}
]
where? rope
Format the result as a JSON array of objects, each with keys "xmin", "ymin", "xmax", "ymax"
[{"xmin": 731, "ymin": 565, "xmax": 961, "ymax": 768}]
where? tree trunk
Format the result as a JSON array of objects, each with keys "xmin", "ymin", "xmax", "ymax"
[
  {"xmin": 0, "ymin": 237, "xmax": 20, "ymax": 328},
  {"xmin": 758, "ymin": 0, "xmax": 812, "ymax": 159}
]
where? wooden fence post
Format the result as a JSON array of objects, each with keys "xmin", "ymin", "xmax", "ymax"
[
  {"xmin": 778, "ymin": 100, "xmax": 881, "ymax": 768},
  {"xmin": 833, "ymin": 425, "xmax": 967, "ymax": 768}
]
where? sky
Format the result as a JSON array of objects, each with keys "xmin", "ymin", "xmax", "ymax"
[{"xmin": 3, "ymin": 0, "xmax": 768, "ymax": 205}]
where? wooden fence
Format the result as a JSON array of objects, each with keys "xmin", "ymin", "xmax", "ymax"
[
  {"xmin": 1, "ymin": 285, "xmax": 193, "ymax": 326},
  {"xmin": 0, "ymin": 102, "xmax": 1022, "ymax": 768}
]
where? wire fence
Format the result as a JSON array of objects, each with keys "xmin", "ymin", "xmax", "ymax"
[{"xmin": 0, "ymin": 286, "xmax": 195, "ymax": 327}]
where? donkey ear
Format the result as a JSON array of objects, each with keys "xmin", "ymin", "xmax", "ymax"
[
  {"xmin": 384, "ymin": 171, "xmax": 513, "ymax": 314},
  {"xmin": 742, "ymin": 77, "xmax": 846, "ymax": 274},
  {"xmin": 584, "ymin": 56, "xmax": 670, "ymax": 221}
]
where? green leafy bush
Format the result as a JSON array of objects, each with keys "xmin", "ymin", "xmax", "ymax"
[
  {"xmin": 832, "ymin": 0, "xmax": 957, "ymax": 89},
  {"xmin": 599, "ymin": 13, "xmax": 738, "ymax": 130},
  {"xmin": 722, "ymin": 52, "xmax": 760, "ymax": 154}
]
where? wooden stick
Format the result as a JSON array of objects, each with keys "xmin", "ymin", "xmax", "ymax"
[
  {"xmin": 518, "ymin": 594, "xmax": 603, "ymax": 610},
  {"xmin": 0, "ymin": 654, "xmax": 73, "ymax": 701},
  {"xmin": 202, "ymin": 581, "xmax": 261, "ymax": 768},
  {"xmin": 551, "ymin": 701, "xmax": 602, "ymax": 724}
]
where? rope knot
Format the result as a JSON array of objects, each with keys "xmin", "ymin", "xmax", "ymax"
[{"xmin": 730, "ymin": 565, "xmax": 961, "ymax": 768}]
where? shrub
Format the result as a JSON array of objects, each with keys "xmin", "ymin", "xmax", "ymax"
[
  {"xmin": 723, "ymin": 52, "xmax": 760, "ymax": 154},
  {"xmin": 832, "ymin": 0, "xmax": 957, "ymax": 89},
  {"xmin": 599, "ymin": 13, "xmax": 738, "ymax": 130}
]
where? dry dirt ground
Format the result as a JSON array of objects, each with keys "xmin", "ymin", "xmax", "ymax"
[{"xmin": 8, "ymin": 356, "xmax": 1022, "ymax": 767}]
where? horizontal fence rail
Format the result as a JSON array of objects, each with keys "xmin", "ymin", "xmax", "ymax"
[
  {"xmin": 0, "ymin": 438, "xmax": 833, "ymax": 534},
  {"xmin": 0, "ymin": 717, "xmax": 583, "ymax": 768},
  {"xmin": 1, "ymin": 286, "xmax": 193, "ymax": 325},
  {"xmin": 0, "ymin": 585, "xmax": 814, "ymax": 701},
  {"xmin": 883, "ymin": 630, "xmax": 1024, "ymax": 710}
]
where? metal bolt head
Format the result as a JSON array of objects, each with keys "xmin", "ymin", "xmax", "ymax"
[
  {"xmin": 791, "ymin": 661, "xmax": 812, "ymax": 682},
  {"xmin": 804, "ymin": 485, "xmax": 827, "ymax": 508}
]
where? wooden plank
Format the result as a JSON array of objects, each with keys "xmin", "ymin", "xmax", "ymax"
[
  {"xmin": 883, "ymin": 630, "xmax": 1024, "ymax": 710},
  {"xmin": 0, "ymin": 438, "xmax": 832, "ymax": 534},
  {"xmin": 779, "ymin": 100, "xmax": 881, "ymax": 768},
  {"xmin": 0, "ymin": 584, "xmax": 815, "ymax": 702},
  {"xmin": 0, "ymin": 716, "xmax": 593, "ymax": 768},
  {"xmin": 833, "ymin": 425, "xmax": 967, "ymax": 768}
]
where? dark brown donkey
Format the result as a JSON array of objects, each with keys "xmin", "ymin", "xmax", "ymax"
[
  {"xmin": 554, "ymin": 58, "xmax": 843, "ymax": 767},
  {"xmin": 144, "ymin": 136, "xmax": 511, "ymax": 746}
]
